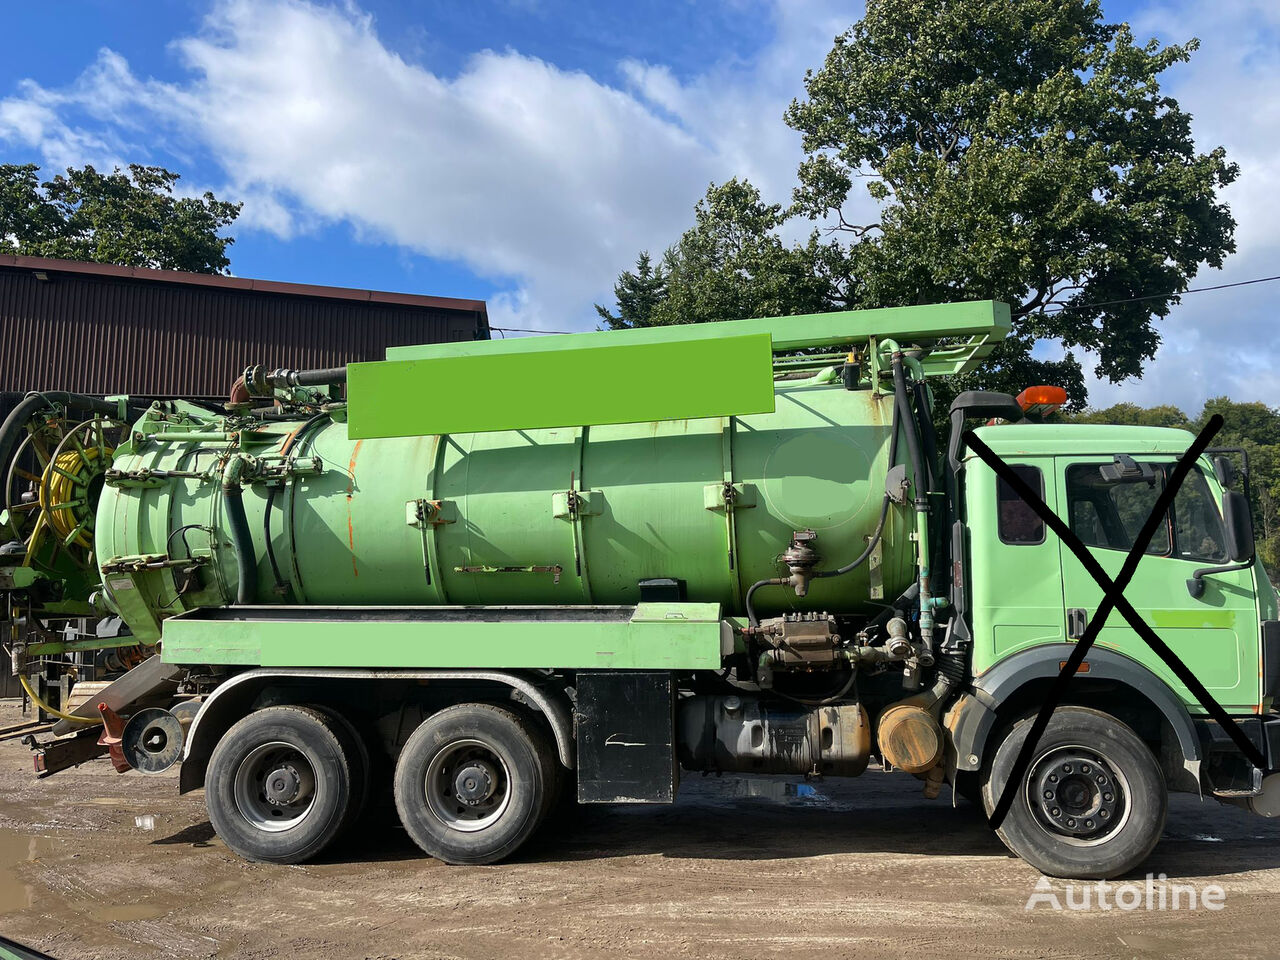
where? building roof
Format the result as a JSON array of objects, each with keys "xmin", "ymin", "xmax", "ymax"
[
  {"xmin": 0, "ymin": 254, "xmax": 488, "ymax": 326},
  {"xmin": 0, "ymin": 254, "xmax": 489, "ymax": 397}
]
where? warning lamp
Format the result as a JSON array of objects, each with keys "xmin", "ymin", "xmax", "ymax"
[{"xmin": 1016, "ymin": 385, "xmax": 1068, "ymax": 418}]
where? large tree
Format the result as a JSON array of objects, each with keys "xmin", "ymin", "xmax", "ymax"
[
  {"xmin": 604, "ymin": 0, "xmax": 1238, "ymax": 406},
  {"xmin": 597, "ymin": 180, "xmax": 839, "ymax": 329},
  {"xmin": 0, "ymin": 163, "xmax": 241, "ymax": 274}
]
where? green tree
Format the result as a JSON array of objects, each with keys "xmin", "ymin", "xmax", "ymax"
[
  {"xmin": 1072, "ymin": 402, "xmax": 1189, "ymax": 429},
  {"xmin": 595, "ymin": 252, "xmax": 668, "ymax": 329},
  {"xmin": 600, "ymin": 179, "xmax": 839, "ymax": 328},
  {"xmin": 604, "ymin": 0, "xmax": 1238, "ymax": 409},
  {"xmin": 0, "ymin": 163, "xmax": 241, "ymax": 274}
]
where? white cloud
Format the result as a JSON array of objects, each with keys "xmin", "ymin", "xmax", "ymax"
[
  {"xmin": 5, "ymin": 0, "xmax": 1266, "ymax": 408},
  {"xmin": 0, "ymin": 0, "xmax": 856, "ymax": 332},
  {"xmin": 1081, "ymin": 0, "xmax": 1280, "ymax": 413}
]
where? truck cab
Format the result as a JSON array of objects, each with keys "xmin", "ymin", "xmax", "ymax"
[{"xmin": 947, "ymin": 412, "xmax": 1280, "ymax": 875}]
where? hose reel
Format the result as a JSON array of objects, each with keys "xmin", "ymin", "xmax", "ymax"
[{"xmin": 4, "ymin": 414, "xmax": 128, "ymax": 568}]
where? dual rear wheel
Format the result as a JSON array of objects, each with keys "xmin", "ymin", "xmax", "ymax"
[{"xmin": 205, "ymin": 702, "xmax": 559, "ymax": 865}]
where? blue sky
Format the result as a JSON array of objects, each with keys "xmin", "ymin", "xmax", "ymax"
[{"xmin": 2, "ymin": 1, "xmax": 1277, "ymax": 411}]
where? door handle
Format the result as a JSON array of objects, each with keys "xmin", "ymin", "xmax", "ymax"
[{"xmin": 1067, "ymin": 607, "xmax": 1089, "ymax": 640}]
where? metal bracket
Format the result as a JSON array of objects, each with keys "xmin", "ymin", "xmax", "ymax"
[
  {"xmin": 702, "ymin": 482, "xmax": 757, "ymax": 511},
  {"xmin": 97, "ymin": 702, "xmax": 131, "ymax": 773},
  {"xmin": 455, "ymin": 564, "xmax": 564, "ymax": 585},
  {"xmin": 552, "ymin": 489, "xmax": 603, "ymax": 519},
  {"xmin": 406, "ymin": 498, "xmax": 457, "ymax": 527},
  {"xmin": 100, "ymin": 553, "xmax": 209, "ymax": 574}
]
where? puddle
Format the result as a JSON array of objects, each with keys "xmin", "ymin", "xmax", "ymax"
[
  {"xmin": 0, "ymin": 828, "xmax": 61, "ymax": 914},
  {"xmin": 2, "ymin": 827, "xmax": 168, "ymax": 923}
]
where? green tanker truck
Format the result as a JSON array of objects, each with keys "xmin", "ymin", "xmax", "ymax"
[{"xmin": 3, "ymin": 300, "xmax": 1277, "ymax": 879}]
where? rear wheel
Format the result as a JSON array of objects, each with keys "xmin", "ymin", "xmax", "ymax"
[
  {"xmin": 308, "ymin": 704, "xmax": 371, "ymax": 836},
  {"xmin": 394, "ymin": 703, "xmax": 554, "ymax": 865},
  {"xmin": 206, "ymin": 705, "xmax": 355, "ymax": 864},
  {"xmin": 981, "ymin": 706, "xmax": 1166, "ymax": 879}
]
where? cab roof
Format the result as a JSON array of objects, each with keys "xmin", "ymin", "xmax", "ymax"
[{"xmin": 970, "ymin": 423, "xmax": 1199, "ymax": 458}]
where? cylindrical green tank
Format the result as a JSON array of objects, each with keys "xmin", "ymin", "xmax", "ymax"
[{"xmin": 94, "ymin": 379, "xmax": 914, "ymax": 642}]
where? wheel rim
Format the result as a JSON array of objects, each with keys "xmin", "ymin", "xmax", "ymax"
[
  {"xmin": 424, "ymin": 738, "xmax": 512, "ymax": 833},
  {"xmin": 1024, "ymin": 742, "xmax": 1131, "ymax": 846},
  {"xmin": 232, "ymin": 741, "xmax": 318, "ymax": 833}
]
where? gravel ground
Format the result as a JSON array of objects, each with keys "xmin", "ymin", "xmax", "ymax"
[{"xmin": 1, "ymin": 698, "xmax": 1278, "ymax": 960}]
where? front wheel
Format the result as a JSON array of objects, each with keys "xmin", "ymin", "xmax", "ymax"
[
  {"xmin": 394, "ymin": 703, "xmax": 554, "ymax": 865},
  {"xmin": 981, "ymin": 706, "xmax": 1167, "ymax": 879}
]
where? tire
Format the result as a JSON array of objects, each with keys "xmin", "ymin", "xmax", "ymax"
[
  {"xmin": 307, "ymin": 704, "xmax": 371, "ymax": 836},
  {"xmin": 394, "ymin": 703, "xmax": 554, "ymax": 865},
  {"xmin": 981, "ymin": 706, "xmax": 1167, "ymax": 879},
  {"xmin": 206, "ymin": 705, "xmax": 354, "ymax": 865}
]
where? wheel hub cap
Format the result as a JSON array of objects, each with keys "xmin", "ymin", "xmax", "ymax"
[
  {"xmin": 265, "ymin": 764, "xmax": 303, "ymax": 805},
  {"xmin": 454, "ymin": 761, "xmax": 497, "ymax": 805},
  {"xmin": 1031, "ymin": 750, "xmax": 1122, "ymax": 840}
]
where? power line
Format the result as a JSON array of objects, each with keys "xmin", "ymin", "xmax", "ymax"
[
  {"xmin": 490, "ymin": 325, "xmax": 580, "ymax": 335},
  {"xmin": 492, "ymin": 272, "xmax": 1280, "ymax": 334},
  {"xmin": 1021, "ymin": 273, "xmax": 1280, "ymax": 316}
]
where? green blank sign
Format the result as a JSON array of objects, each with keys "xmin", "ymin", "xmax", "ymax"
[{"xmin": 347, "ymin": 332, "xmax": 776, "ymax": 438}]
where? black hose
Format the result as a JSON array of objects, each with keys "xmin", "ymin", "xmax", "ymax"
[
  {"xmin": 912, "ymin": 378, "xmax": 939, "ymax": 496},
  {"xmin": 892, "ymin": 356, "xmax": 929, "ymax": 516},
  {"xmin": 263, "ymin": 412, "xmax": 329, "ymax": 598},
  {"xmin": 222, "ymin": 479, "xmax": 256, "ymax": 605},
  {"xmin": 0, "ymin": 391, "xmax": 120, "ymax": 482},
  {"xmin": 812, "ymin": 384, "xmax": 902, "ymax": 580},
  {"xmin": 772, "ymin": 666, "xmax": 858, "ymax": 707},
  {"xmin": 745, "ymin": 577, "xmax": 787, "ymax": 627},
  {"xmin": 291, "ymin": 367, "xmax": 347, "ymax": 387}
]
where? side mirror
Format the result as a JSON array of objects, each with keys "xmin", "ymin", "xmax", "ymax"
[
  {"xmin": 1213, "ymin": 455, "xmax": 1237, "ymax": 490},
  {"xmin": 1222, "ymin": 490, "xmax": 1254, "ymax": 564}
]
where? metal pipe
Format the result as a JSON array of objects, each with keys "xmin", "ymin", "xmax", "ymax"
[
  {"xmin": 289, "ymin": 366, "xmax": 347, "ymax": 387},
  {"xmin": 263, "ymin": 412, "xmax": 329, "ymax": 598},
  {"xmin": 892, "ymin": 354, "xmax": 935, "ymax": 657}
]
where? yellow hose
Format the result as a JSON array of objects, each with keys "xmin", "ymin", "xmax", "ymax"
[
  {"xmin": 17, "ymin": 673, "xmax": 101, "ymax": 725},
  {"xmin": 40, "ymin": 446, "xmax": 105, "ymax": 548}
]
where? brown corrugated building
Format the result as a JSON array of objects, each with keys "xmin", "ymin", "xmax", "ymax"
[
  {"xmin": 0, "ymin": 254, "xmax": 490, "ymax": 398},
  {"xmin": 0, "ymin": 255, "xmax": 488, "ymax": 697}
]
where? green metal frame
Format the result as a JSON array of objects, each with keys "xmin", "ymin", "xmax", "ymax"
[
  {"xmin": 351, "ymin": 301, "xmax": 1010, "ymax": 438},
  {"xmin": 161, "ymin": 603, "xmax": 725, "ymax": 670},
  {"xmin": 386, "ymin": 300, "xmax": 1010, "ymax": 371}
]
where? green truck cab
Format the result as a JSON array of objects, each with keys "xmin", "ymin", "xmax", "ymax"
[
  {"xmin": 946, "ymin": 417, "xmax": 1279, "ymax": 874},
  {"xmin": 4, "ymin": 301, "xmax": 1277, "ymax": 880}
]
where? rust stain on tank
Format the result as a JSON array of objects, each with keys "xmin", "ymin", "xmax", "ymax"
[{"xmin": 345, "ymin": 439, "xmax": 364, "ymax": 577}]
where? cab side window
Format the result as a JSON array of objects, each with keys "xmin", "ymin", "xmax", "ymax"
[
  {"xmin": 997, "ymin": 464, "xmax": 1045, "ymax": 544},
  {"xmin": 1064, "ymin": 461, "xmax": 1226, "ymax": 562}
]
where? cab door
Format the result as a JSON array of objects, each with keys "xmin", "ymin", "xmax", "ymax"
[
  {"xmin": 967, "ymin": 455, "xmax": 1068, "ymax": 674},
  {"xmin": 1054, "ymin": 455, "xmax": 1258, "ymax": 712}
]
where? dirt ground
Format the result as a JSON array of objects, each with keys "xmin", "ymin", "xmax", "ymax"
[{"xmin": 1, "ymin": 699, "xmax": 1278, "ymax": 960}]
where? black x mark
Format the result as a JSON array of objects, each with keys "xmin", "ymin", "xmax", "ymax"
[{"xmin": 962, "ymin": 414, "xmax": 1268, "ymax": 830}]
